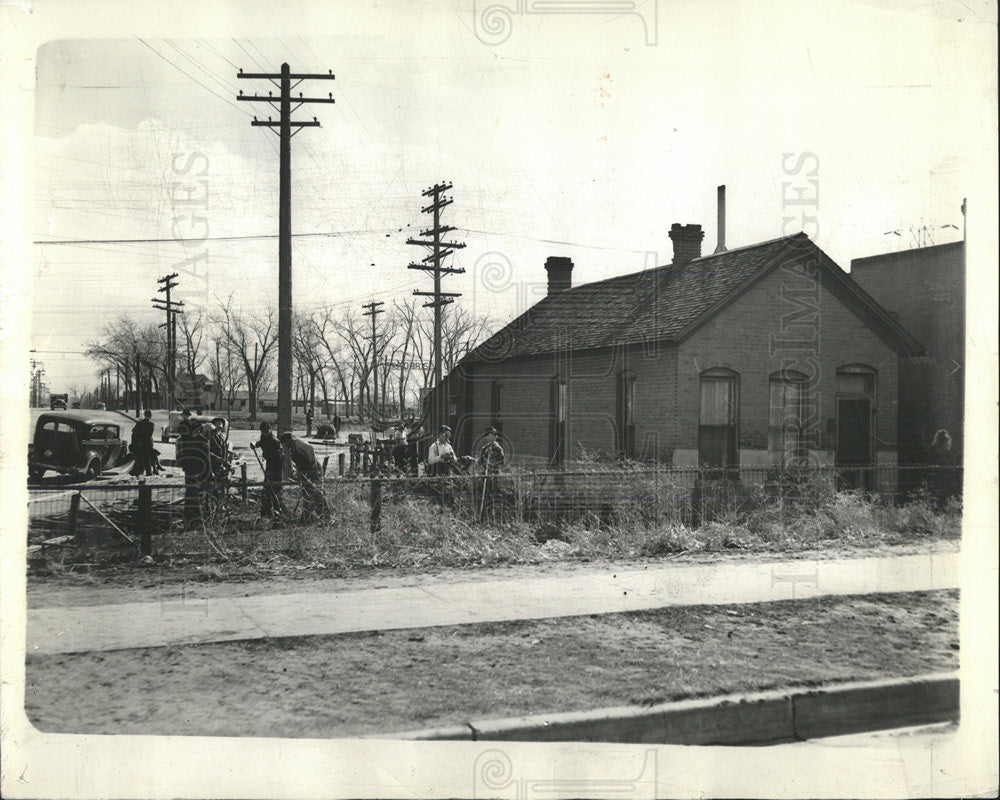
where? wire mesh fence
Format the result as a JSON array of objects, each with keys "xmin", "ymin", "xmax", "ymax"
[{"xmin": 26, "ymin": 464, "xmax": 962, "ymax": 562}]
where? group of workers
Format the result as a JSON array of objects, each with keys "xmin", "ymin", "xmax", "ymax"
[
  {"xmin": 426, "ymin": 424, "xmax": 507, "ymax": 517},
  {"xmin": 135, "ymin": 405, "xmax": 509, "ymax": 526},
  {"xmin": 426, "ymin": 424, "xmax": 505, "ymax": 476},
  {"xmin": 173, "ymin": 411, "xmax": 236, "ymax": 526},
  {"xmin": 251, "ymin": 423, "xmax": 329, "ymax": 522}
]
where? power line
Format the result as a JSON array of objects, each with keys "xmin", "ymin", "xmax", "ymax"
[
  {"xmin": 33, "ymin": 229, "xmax": 388, "ymax": 246},
  {"xmin": 136, "ymin": 37, "xmax": 252, "ymax": 120}
]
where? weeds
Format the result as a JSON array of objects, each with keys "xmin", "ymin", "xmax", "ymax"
[{"xmin": 29, "ymin": 468, "xmax": 963, "ymax": 574}]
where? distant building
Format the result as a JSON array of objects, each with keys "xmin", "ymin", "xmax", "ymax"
[
  {"xmin": 214, "ymin": 391, "xmax": 346, "ymax": 416},
  {"xmin": 851, "ymin": 241, "xmax": 965, "ymax": 470},
  {"xmin": 177, "ymin": 373, "xmax": 214, "ymax": 411},
  {"xmin": 428, "ymin": 224, "xmax": 923, "ymax": 493}
]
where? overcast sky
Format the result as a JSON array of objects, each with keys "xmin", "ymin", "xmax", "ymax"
[{"xmin": 17, "ymin": 0, "xmax": 998, "ymax": 391}]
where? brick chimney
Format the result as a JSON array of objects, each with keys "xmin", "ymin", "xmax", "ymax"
[
  {"xmin": 669, "ymin": 224, "xmax": 704, "ymax": 265},
  {"xmin": 544, "ymin": 256, "xmax": 574, "ymax": 296},
  {"xmin": 714, "ymin": 185, "xmax": 727, "ymax": 254}
]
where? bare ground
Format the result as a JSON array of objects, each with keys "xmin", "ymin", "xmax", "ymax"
[{"xmin": 24, "ymin": 589, "xmax": 958, "ymax": 739}]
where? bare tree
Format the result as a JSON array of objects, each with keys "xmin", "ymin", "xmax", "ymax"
[
  {"xmin": 398, "ymin": 302, "xmax": 493, "ymax": 413},
  {"xmin": 389, "ymin": 299, "xmax": 422, "ymax": 415},
  {"xmin": 313, "ymin": 306, "xmax": 353, "ymax": 418},
  {"xmin": 441, "ymin": 304, "xmax": 492, "ymax": 373},
  {"xmin": 293, "ymin": 311, "xmax": 329, "ymax": 417},
  {"xmin": 208, "ymin": 334, "xmax": 239, "ymax": 413},
  {"xmin": 174, "ymin": 311, "xmax": 208, "ymax": 407},
  {"xmin": 336, "ymin": 309, "xmax": 375, "ymax": 421},
  {"xmin": 85, "ymin": 314, "xmax": 145, "ymax": 408},
  {"xmin": 213, "ymin": 298, "xmax": 278, "ymax": 419}
]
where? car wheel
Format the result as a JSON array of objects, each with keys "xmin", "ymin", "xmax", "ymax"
[
  {"xmin": 29, "ymin": 466, "xmax": 45, "ymax": 481},
  {"xmin": 85, "ymin": 460, "xmax": 101, "ymax": 480}
]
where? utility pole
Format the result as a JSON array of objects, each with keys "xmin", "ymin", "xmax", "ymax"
[
  {"xmin": 406, "ymin": 182, "xmax": 465, "ymax": 428},
  {"xmin": 154, "ymin": 273, "xmax": 183, "ymax": 411},
  {"xmin": 238, "ymin": 63, "xmax": 335, "ymax": 434},
  {"xmin": 30, "ymin": 358, "xmax": 44, "ymax": 407},
  {"xmin": 361, "ymin": 302, "xmax": 385, "ymax": 421},
  {"xmin": 362, "ymin": 301, "xmax": 385, "ymax": 420}
]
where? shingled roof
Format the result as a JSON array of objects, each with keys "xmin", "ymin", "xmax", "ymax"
[{"xmin": 465, "ymin": 232, "xmax": 924, "ymax": 364}]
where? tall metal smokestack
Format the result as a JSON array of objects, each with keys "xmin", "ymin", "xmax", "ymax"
[{"xmin": 714, "ymin": 185, "xmax": 727, "ymax": 254}]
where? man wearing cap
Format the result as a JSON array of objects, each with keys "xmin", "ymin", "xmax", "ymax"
[
  {"xmin": 427, "ymin": 425, "xmax": 457, "ymax": 477},
  {"xmin": 252, "ymin": 421, "xmax": 286, "ymax": 518},
  {"xmin": 279, "ymin": 431, "xmax": 328, "ymax": 521},
  {"xmin": 478, "ymin": 426, "xmax": 506, "ymax": 520},
  {"xmin": 478, "ymin": 427, "xmax": 505, "ymax": 474}
]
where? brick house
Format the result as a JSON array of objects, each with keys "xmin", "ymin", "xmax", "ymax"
[
  {"xmin": 850, "ymin": 241, "xmax": 965, "ymax": 470},
  {"xmin": 430, "ymin": 224, "xmax": 923, "ymax": 491}
]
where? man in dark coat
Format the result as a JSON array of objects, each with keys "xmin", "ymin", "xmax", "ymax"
[
  {"xmin": 175, "ymin": 421, "xmax": 210, "ymax": 527},
  {"xmin": 129, "ymin": 409, "xmax": 155, "ymax": 476},
  {"xmin": 279, "ymin": 431, "xmax": 328, "ymax": 522},
  {"xmin": 252, "ymin": 421, "xmax": 286, "ymax": 518}
]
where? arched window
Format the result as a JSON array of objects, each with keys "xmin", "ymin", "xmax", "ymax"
[
  {"xmin": 699, "ymin": 368, "xmax": 739, "ymax": 468},
  {"xmin": 769, "ymin": 370, "xmax": 807, "ymax": 466}
]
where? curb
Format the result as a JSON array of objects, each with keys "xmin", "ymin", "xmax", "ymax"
[{"xmin": 380, "ymin": 673, "xmax": 959, "ymax": 744}]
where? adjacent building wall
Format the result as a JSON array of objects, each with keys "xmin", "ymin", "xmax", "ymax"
[{"xmin": 851, "ymin": 241, "xmax": 964, "ymax": 465}]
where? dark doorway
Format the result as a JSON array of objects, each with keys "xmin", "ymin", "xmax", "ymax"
[{"xmin": 837, "ymin": 396, "xmax": 873, "ymax": 490}]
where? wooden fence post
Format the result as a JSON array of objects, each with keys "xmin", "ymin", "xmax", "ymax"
[
  {"xmin": 370, "ymin": 478, "xmax": 382, "ymax": 534},
  {"xmin": 240, "ymin": 463, "xmax": 248, "ymax": 503},
  {"xmin": 137, "ymin": 480, "xmax": 152, "ymax": 556},
  {"xmin": 338, "ymin": 453, "xmax": 345, "ymax": 476},
  {"xmin": 67, "ymin": 491, "xmax": 81, "ymax": 542}
]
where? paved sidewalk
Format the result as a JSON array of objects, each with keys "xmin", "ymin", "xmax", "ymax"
[{"xmin": 26, "ymin": 552, "xmax": 958, "ymax": 655}]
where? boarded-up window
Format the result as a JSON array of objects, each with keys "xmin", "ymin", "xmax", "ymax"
[
  {"xmin": 698, "ymin": 370, "xmax": 738, "ymax": 468},
  {"xmin": 550, "ymin": 378, "xmax": 567, "ymax": 466},
  {"xmin": 490, "ymin": 381, "xmax": 503, "ymax": 421},
  {"xmin": 700, "ymin": 379, "xmax": 734, "ymax": 425},
  {"xmin": 616, "ymin": 372, "xmax": 636, "ymax": 458},
  {"xmin": 769, "ymin": 373, "xmax": 806, "ymax": 465}
]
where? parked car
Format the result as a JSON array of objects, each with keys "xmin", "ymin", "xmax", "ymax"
[
  {"xmin": 94, "ymin": 401, "xmax": 107, "ymax": 410},
  {"xmin": 49, "ymin": 393, "xmax": 68, "ymax": 410},
  {"xmin": 28, "ymin": 411, "xmax": 129, "ymax": 481}
]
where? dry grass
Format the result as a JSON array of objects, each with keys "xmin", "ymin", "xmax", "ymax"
[
  {"xmin": 187, "ymin": 474, "xmax": 962, "ymax": 569},
  {"xmin": 30, "ymin": 469, "xmax": 961, "ymax": 573}
]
